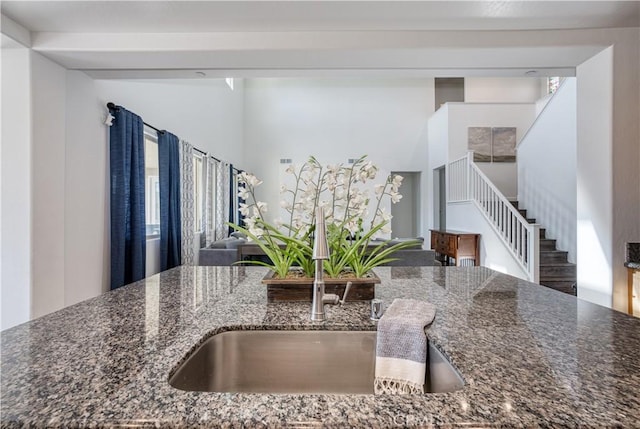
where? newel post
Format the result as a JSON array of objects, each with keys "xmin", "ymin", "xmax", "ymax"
[
  {"xmin": 529, "ymin": 224, "xmax": 540, "ymax": 283},
  {"xmin": 466, "ymin": 151, "xmax": 474, "ymax": 201}
]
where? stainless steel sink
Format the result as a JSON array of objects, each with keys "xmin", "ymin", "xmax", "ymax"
[{"xmin": 169, "ymin": 330, "xmax": 464, "ymax": 394}]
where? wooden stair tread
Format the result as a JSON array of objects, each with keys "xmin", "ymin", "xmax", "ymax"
[
  {"xmin": 539, "ymin": 283, "xmax": 576, "ymax": 295},
  {"xmin": 540, "ymin": 260, "xmax": 576, "ymax": 267},
  {"xmin": 540, "ymin": 275, "xmax": 578, "ymax": 281}
]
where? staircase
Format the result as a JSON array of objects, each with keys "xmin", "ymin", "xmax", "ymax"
[{"xmin": 510, "ymin": 201, "xmax": 577, "ymax": 296}]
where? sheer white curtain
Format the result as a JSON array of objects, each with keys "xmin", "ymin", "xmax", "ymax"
[
  {"xmin": 215, "ymin": 159, "xmax": 231, "ymax": 240},
  {"xmin": 179, "ymin": 140, "xmax": 195, "ymax": 265},
  {"xmin": 203, "ymin": 155, "xmax": 216, "ymax": 247}
]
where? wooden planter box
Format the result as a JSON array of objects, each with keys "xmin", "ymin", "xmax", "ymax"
[{"xmin": 262, "ymin": 270, "xmax": 380, "ymax": 302}]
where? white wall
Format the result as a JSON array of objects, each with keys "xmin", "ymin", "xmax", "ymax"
[
  {"xmin": 573, "ymin": 34, "xmax": 640, "ymax": 313},
  {"xmin": 1, "ymin": 47, "xmax": 31, "ymax": 330},
  {"xmin": 426, "ymin": 105, "xmax": 449, "ymax": 232},
  {"xmin": 446, "ymin": 103, "xmax": 537, "ymax": 200},
  {"xmin": 518, "ymin": 78, "xmax": 577, "ymax": 263},
  {"xmin": 576, "ymin": 48, "xmax": 614, "ymax": 308},
  {"xmin": 609, "ymin": 30, "xmax": 640, "ymax": 312},
  {"xmin": 93, "ymin": 79, "xmax": 245, "ymax": 165},
  {"xmin": 465, "ymin": 77, "xmax": 544, "ymax": 103},
  {"xmin": 535, "ymin": 93, "xmax": 553, "ymax": 116},
  {"xmin": 31, "ymin": 51, "xmax": 67, "ymax": 318},
  {"xmin": 447, "ymin": 201, "xmax": 529, "ymax": 280},
  {"xmin": 65, "ymin": 71, "xmax": 110, "ymax": 306},
  {"xmin": 243, "ymin": 78, "xmax": 434, "ymax": 238}
]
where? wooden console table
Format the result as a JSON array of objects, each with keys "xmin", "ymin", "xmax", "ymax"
[
  {"xmin": 237, "ymin": 243, "xmax": 272, "ymax": 262},
  {"xmin": 430, "ymin": 229, "xmax": 480, "ymax": 266}
]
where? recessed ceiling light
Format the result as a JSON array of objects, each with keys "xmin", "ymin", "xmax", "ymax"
[
  {"xmin": 525, "ymin": 70, "xmax": 538, "ymax": 76},
  {"xmin": 195, "ymin": 71, "xmax": 206, "ymax": 77}
]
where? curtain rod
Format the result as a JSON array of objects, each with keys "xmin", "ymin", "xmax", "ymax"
[
  {"xmin": 107, "ymin": 102, "xmax": 166, "ymax": 136},
  {"xmin": 107, "ymin": 102, "xmax": 236, "ymax": 169}
]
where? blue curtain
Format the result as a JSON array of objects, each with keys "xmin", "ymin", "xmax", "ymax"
[
  {"xmin": 158, "ymin": 131, "xmax": 182, "ymax": 271},
  {"xmin": 109, "ymin": 105, "xmax": 146, "ymax": 290}
]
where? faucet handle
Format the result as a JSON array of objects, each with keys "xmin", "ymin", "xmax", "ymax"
[{"xmin": 339, "ymin": 282, "xmax": 353, "ymax": 306}]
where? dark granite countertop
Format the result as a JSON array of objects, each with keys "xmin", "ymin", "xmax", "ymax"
[{"xmin": 2, "ymin": 266, "xmax": 640, "ymax": 428}]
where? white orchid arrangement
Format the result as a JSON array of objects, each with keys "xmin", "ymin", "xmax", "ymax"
[{"xmin": 230, "ymin": 155, "xmax": 418, "ymax": 279}]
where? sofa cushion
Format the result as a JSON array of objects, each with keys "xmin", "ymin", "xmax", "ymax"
[
  {"xmin": 225, "ymin": 237, "xmax": 246, "ymax": 249},
  {"xmin": 230, "ymin": 231, "xmax": 247, "ymax": 240},
  {"xmin": 389, "ymin": 237, "xmax": 424, "ymax": 250},
  {"xmin": 209, "ymin": 238, "xmax": 235, "ymax": 249},
  {"xmin": 209, "ymin": 237, "xmax": 248, "ymax": 249}
]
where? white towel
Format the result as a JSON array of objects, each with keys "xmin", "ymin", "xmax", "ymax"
[{"xmin": 374, "ymin": 298, "xmax": 436, "ymax": 394}]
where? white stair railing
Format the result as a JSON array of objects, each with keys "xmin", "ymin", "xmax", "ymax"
[{"xmin": 447, "ymin": 152, "xmax": 540, "ymax": 282}]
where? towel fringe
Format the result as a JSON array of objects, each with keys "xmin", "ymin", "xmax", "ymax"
[{"xmin": 374, "ymin": 377, "xmax": 424, "ymax": 395}]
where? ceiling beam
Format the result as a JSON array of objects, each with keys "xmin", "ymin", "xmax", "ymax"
[{"xmin": 29, "ymin": 29, "xmax": 608, "ymax": 74}]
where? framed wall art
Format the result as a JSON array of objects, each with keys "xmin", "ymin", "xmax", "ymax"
[
  {"xmin": 467, "ymin": 127, "xmax": 517, "ymax": 163},
  {"xmin": 467, "ymin": 127, "xmax": 492, "ymax": 162}
]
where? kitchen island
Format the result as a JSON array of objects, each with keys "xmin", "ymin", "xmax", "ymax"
[{"xmin": 2, "ymin": 266, "xmax": 639, "ymax": 427}]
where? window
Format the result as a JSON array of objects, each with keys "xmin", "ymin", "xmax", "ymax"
[
  {"xmin": 193, "ymin": 153, "xmax": 204, "ymax": 232},
  {"xmin": 231, "ymin": 169, "xmax": 241, "ymax": 228},
  {"xmin": 144, "ymin": 130, "xmax": 160, "ymax": 237},
  {"xmin": 206, "ymin": 160, "xmax": 217, "ymax": 236}
]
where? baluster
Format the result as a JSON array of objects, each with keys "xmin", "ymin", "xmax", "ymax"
[
  {"xmin": 491, "ymin": 190, "xmax": 495, "ymax": 221},
  {"xmin": 513, "ymin": 214, "xmax": 517, "ymax": 251},
  {"xmin": 520, "ymin": 222, "xmax": 524, "ymax": 260},
  {"xmin": 459, "ymin": 163, "xmax": 462, "ymax": 200},
  {"xmin": 519, "ymin": 223, "xmax": 524, "ymax": 261},
  {"xmin": 508, "ymin": 212, "xmax": 512, "ymax": 248},
  {"xmin": 491, "ymin": 190, "xmax": 498, "ymax": 224},
  {"xmin": 515, "ymin": 219, "xmax": 519, "ymax": 256},
  {"xmin": 484, "ymin": 181, "xmax": 487, "ymax": 211},
  {"xmin": 461, "ymin": 163, "xmax": 464, "ymax": 200},
  {"xmin": 524, "ymin": 228, "xmax": 531, "ymax": 266},
  {"xmin": 456, "ymin": 163, "xmax": 460, "ymax": 200},
  {"xmin": 491, "ymin": 188, "xmax": 496, "ymax": 219}
]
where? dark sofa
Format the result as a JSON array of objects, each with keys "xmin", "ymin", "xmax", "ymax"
[{"xmin": 198, "ymin": 235, "xmax": 438, "ymax": 267}]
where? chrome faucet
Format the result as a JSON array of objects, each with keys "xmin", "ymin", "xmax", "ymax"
[{"xmin": 311, "ymin": 207, "xmax": 351, "ymax": 322}]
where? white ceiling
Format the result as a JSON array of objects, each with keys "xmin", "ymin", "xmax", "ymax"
[
  {"xmin": 3, "ymin": 1, "xmax": 639, "ymax": 33},
  {"xmin": 1, "ymin": 1, "xmax": 638, "ymax": 78}
]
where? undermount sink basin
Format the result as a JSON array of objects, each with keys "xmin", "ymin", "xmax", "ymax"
[{"xmin": 169, "ymin": 330, "xmax": 464, "ymax": 394}]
